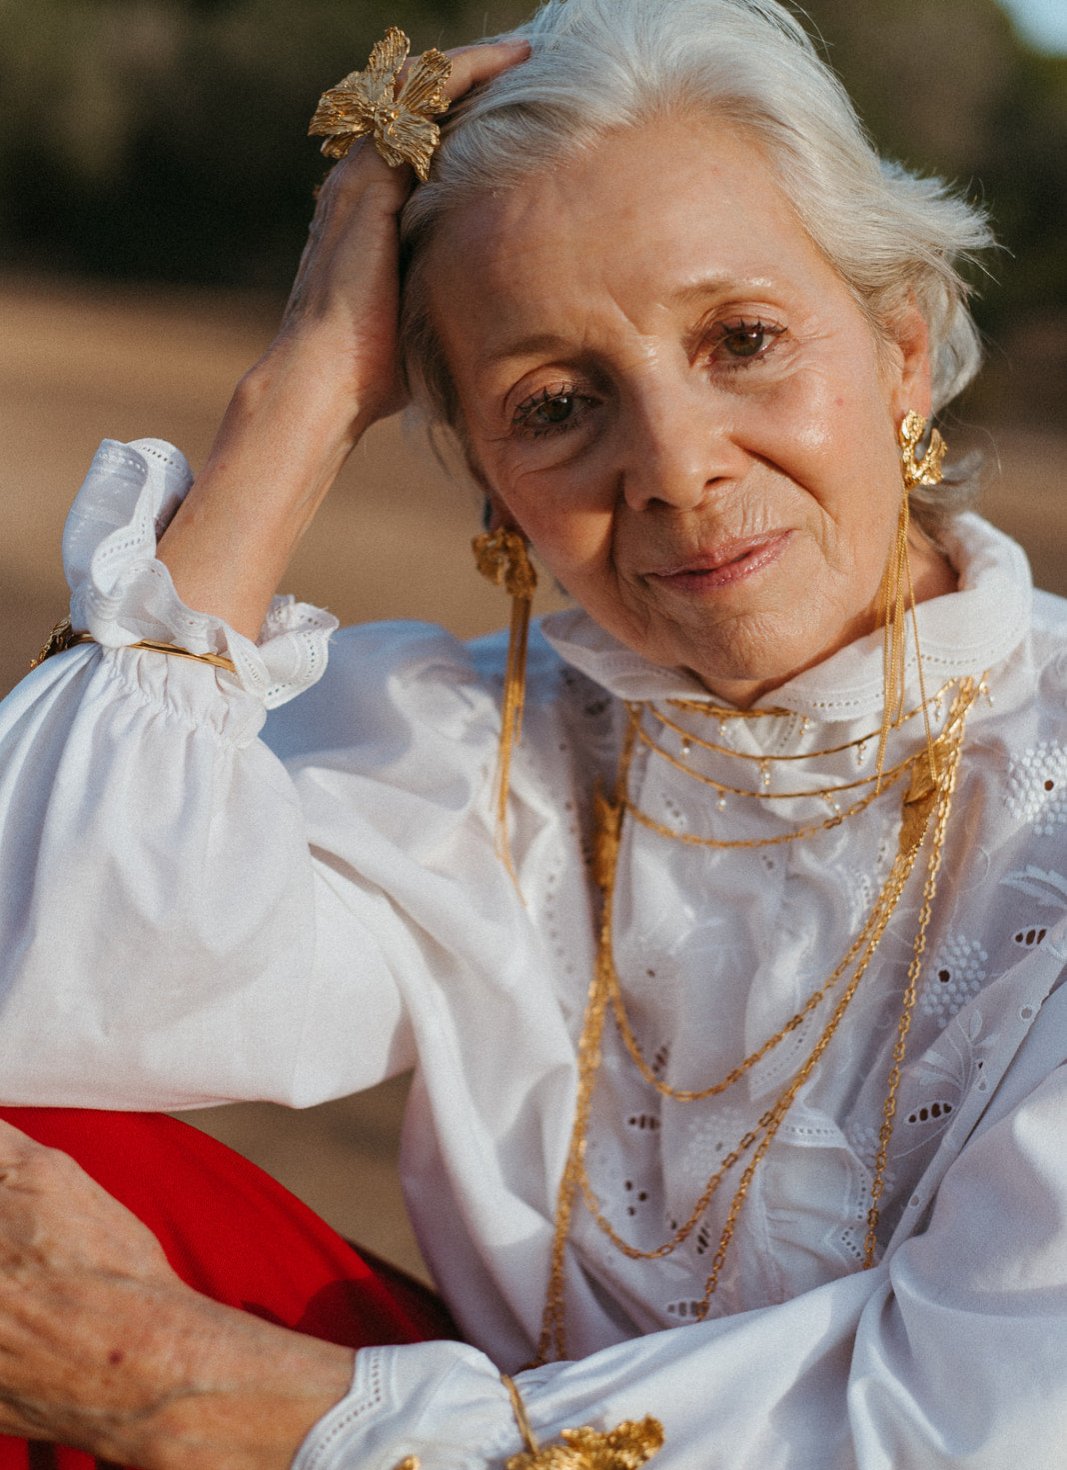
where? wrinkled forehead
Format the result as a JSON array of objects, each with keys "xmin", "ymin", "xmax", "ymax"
[{"xmin": 420, "ymin": 116, "xmax": 853, "ymax": 391}]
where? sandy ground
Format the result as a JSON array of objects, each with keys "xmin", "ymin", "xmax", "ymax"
[{"xmin": 1, "ymin": 275, "xmax": 1065, "ymax": 1282}]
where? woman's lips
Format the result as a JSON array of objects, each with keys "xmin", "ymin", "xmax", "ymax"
[{"xmin": 646, "ymin": 532, "xmax": 792, "ymax": 592}]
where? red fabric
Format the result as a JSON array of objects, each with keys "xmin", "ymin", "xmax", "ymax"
[{"xmin": 0, "ymin": 1107, "xmax": 456, "ymax": 1470}]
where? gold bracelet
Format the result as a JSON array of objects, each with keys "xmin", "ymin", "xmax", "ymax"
[
  {"xmin": 499, "ymin": 1372, "xmax": 664, "ymax": 1469},
  {"xmin": 30, "ymin": 617, "xmax": 236, "ymax": 675}
]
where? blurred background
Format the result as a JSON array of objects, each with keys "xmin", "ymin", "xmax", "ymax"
[{"xmin": 0, "ymin": 0, "xmax": 1064, "ymax": 1280}]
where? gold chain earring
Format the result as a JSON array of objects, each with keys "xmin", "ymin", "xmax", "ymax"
[
  {"xmin": 876, "ymin": 410, "xmax": 947, "ymax": 784},
  {"xmin": 899, "ymin": 408, "xmax": 948, "ymax": 492},
  {"xmin": 472, "ymin": 528, "xmax": 538, "ymax": 886}
]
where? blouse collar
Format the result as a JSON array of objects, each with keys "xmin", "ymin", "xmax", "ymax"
[{"xmin": 539, "ymin": 514, "xmax": 1032, "ymax": 719}]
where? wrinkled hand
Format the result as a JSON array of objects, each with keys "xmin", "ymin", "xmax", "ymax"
[
  {"xmin": 159, "ymin": 35, "xmax": 529, "ymax": 641},
  {"xmin": 273, "ymin": 36, "xmax": 530, "ymax": 433},
  {"xmin": 0, "ymin": 1121, "xmax": 354, "ymax": 1470},
  {"xmin": 0, "ymin": 1118, "xmax": 186, "ymax": 1455}
]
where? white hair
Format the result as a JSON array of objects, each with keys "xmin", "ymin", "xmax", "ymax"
[{"xmin": 399, "ymin": 0, "xmax": 995, "ymax": 519}]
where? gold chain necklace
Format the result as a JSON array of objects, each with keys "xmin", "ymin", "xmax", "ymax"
[
  {"xmin": 605, "ymin": 690, "xmax": 974, "ymax": 1102},
  {"xmin": 652, "ymin": 683, "xmax": 953, "ymax": 764},
  {"xmin": 536, "ymin": 678, "xmax": 978, "ymax": 1366},
  {"xmin": 613, "ymin": 681, "xmax": 965, "ymax": 854}
]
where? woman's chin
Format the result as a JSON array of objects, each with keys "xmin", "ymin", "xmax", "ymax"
[{"xmin": 660, "ymin": 610, "xmax": 852, "ymax": 705}]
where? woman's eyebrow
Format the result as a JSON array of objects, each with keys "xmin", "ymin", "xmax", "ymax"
[
  {"xmin": 476, "ymin": 330, "xmax": 572, "ymax": 371},
  {"xmin": 472, "ymin": 273, "xmax": 774, "ymax": 377},
  {"xmin": 669, "ymin": 271, "xmax": 772, "ymax": 308}
]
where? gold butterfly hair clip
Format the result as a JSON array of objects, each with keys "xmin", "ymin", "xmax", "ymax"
[{"xmin": 308, "ymin": 26, "xmax": 452, "ymax": 182}]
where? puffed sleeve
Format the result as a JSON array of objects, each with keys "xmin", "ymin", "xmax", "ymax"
[
  {"xmin": 0, "ymin": 439, "xmax": 502, "ymax": 1109},
  {"xmin": 293, "ymin": 984, "xmax": 1067, "ymax": 1469}
]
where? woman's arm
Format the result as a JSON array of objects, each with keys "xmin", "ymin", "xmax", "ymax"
[
  {"xmin": 0, "ymin": 1120, "xmax": 354, "ymax": 1470},
  {"xmin": 0, "ymin": 39, "xmax": 531, "ymax": 1111},
  {"xmin": 5, "ymin": 1018, "xmax": 1067, "ymax": 1469},
  {"xmin": 155, "ymin": 39, "xmax": 528, "ymax": 640}
]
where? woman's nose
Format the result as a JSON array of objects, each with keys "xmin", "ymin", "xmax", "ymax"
[{"xmin": 620, "ymin": 382, "xmax": 743, "ymax": 512}]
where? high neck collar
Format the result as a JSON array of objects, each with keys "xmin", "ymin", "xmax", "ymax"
[{"xmin": 540, "ymin": 514, "xmax": 1032, "ymax": 721}]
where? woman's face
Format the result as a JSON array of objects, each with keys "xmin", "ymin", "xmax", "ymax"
[{"xmin": 426, "ymin": 115, "xmax": 947, "ymax": 704}]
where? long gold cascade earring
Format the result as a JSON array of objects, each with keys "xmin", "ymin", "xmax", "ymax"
[
  {"xmin": 472, "ymin": 527, "xmax": 538, "ymax": 886},
  {"xmin": 875, "ymin": 409, "xmax": 948, "ymax": 786}
]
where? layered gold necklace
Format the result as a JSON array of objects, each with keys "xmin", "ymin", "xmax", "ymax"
[{"xmin": 536, "ymin": 676, "xmax": 980, "ymax": 1366}]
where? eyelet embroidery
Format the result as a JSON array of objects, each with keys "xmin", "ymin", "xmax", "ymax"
[
  {"xmin": 919, "ymin": 935, "xmax": 989, "ymax": 1027},
  {"xmin": 1006, "ymin": 742, "xmax": 1067, "ymax": 833}
]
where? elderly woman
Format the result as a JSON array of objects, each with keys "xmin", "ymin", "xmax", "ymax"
[{"xmin": 0, "ymin": 0, "xmax": 1061, "ymax": 1465}]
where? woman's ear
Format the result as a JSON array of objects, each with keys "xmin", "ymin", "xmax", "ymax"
[
  {"xmin": 464, "ymin": 455, "xmax": 518, "ymax": 535},
  {"xmin": 886, "ymin": 299, "xmax": 933, "ymax": 422},
  {"xmin": 481, "ymin": 492, "xmax": 516, "ymax": 534}
]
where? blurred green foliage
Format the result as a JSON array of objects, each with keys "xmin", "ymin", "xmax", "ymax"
[
  {"xmin": 0, "ymin": 0, "xmax": 515, "ymax": 288},
  {"xmin": 0, "ymin": 0, "xmax": 1063, "ymax": 421},
  {"xmin": 801, "ymin": 0, "xmax": 1067, "ymax": 422}
]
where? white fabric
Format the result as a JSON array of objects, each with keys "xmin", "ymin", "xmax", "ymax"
[
  {"xmin": 64, "ymin": 439, "xmax": 337, "ymax": 706},
  {"xmin": 2, "ymin": 440, "xmax": 1067, "ymax": 1466}
]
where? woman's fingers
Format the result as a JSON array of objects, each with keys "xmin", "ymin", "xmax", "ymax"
[
  {"xmin": 0, "ymin": 1122, "xmax": 191, "ymax": 1449},
  {"xmin": 320, "ymin": 33, "xmax": 530, "ymax": 192},
  {"xmin": 0, "ymin": 1122, "xmax": 171, "ymax": 1283},
  {"xmin": 0, "ymin": 1115, "xmax": 37, "ymax": 1171},
  {"xmin": 278, "ymin": 32, "xmax": 528, "ymax": 423},
  {"xmin": 439, "ymin": 36, "xmax": 531, "ymax": 103},
  {"xmin": 0, "ymin": 1121, "xmax": 353, "ymax": 1461}
]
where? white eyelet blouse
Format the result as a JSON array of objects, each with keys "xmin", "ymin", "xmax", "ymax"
[{"xmin": 1, "ymin": 438, "xmax": 1067, "ymax": 1468}]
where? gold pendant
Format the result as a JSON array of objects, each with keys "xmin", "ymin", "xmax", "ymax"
[
  {"xmin": 505, "ymin": 1416, "xmax": 665, "ymax": 1470},
  {"xmin": 899, "ymin": 756, "xmax": 939, "ymax": 853},
  {"xmin": 592, "ymin": 786, "xmax": 623, "ymax": 894},
  {"xmin": 899, "ymin": 720, "xmax": 955, "ymax": 854}
]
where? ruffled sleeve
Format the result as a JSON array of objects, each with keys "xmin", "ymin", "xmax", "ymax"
[
  {"xmin": 64, "ymin": 437, "xmax": 336, "ymax": 707},
  {"xmin": 0, "ymin": 439, "xmax": 505, "ymax": 1109}
]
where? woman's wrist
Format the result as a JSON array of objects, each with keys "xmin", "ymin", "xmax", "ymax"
[
  {"xmin": 156, "ymin": 338, "xmax": 377, "ymax": 639},
  {"xmin": 236, "ymin": 328, "xmax": 387, "ymax": 455},
  {"xmin": 108, "ymin": 1288, "xmax": 356, "ymax": 1470}
]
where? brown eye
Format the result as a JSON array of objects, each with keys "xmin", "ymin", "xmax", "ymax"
[
  {"xmin": 538, "ymin": 394, "xmax": 576, "ymax": 424},
  {"xmin": 724, "ymin": 325, "xmax": 766, "ymax": 357},
  {"xmin": 710, "ymin": 318, "xmax": 785, "ymax": 366},
  {"xmin": 512, "ymin": 384, "xmax": 592, "ymax": 438}
]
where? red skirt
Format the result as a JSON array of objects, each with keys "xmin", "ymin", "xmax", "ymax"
[{"xmin": 0, "ymin": 1108, "xmax": 456, "ymax": 1470}]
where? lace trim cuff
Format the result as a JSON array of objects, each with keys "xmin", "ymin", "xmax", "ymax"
[
  {"xmin": 292, "ymin": 1344, "xmax": 519, "ymax": 1470},
  {"xmin": 62, "ymin": 438, "xmax": 337, "ymax": 708}
]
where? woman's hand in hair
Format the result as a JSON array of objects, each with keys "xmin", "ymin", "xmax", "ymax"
[
  {"xmin": 276, "ymin": 37, "xmax": 531, "ymax": 431},
  {"xmin": 156, "ymin": 37, "xmax": 529, "ymax": 641}
]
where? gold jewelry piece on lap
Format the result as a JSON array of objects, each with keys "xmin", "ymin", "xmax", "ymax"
[
  {"xmin": 473, "ymin": 528, "xmax": 537, "ymax": 886},
  {"xmin": 501, "ymin": 1373, "xmax": 664, "ymax": 1469},
  {"xmin": 308, "ymin": 27, "xmax": 451, "ymax": 182},
  {"xmin": 30, "ymin": 616, "xmax": 236, "ymax": 675},
  {"xmin": 537, "ymin": 676, "xmax": 979, "ymax": 1364}
]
